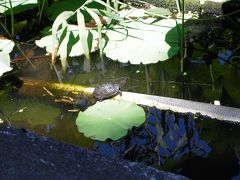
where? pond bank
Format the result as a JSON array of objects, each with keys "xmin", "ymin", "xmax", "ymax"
[{"xmin": 0, "ymin": 124, "xmax": 188, "ymax": 180}]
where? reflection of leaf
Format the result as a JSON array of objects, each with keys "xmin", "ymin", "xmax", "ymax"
[
  {"xmin": 76, "ymin": 99, "xmax": 145, "ymax": 141},
  {"xmin": 146, "ymin": 108, "xmax": 211, "ymax": 163}
]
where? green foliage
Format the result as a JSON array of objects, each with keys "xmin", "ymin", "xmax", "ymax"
[
  {"xmin": 35, "ymin": 24, "xmax": 99, "ymax": 59},
  {"xmin": 0, "ymin": 0, "xmax": 37, "ymax": 14},
  {"xmin": 36, "ymin": 0, "xmax": 123, "ymax": 72},
  {"xmin": 0, "ymin": 39, "xmax": 14, "ymax": 76},
  {"xmin": 36, "ymin": 17, "xmax": 181, "ymax": 70},
  {"xmin": 145, "ymin": 7, "xmax": 171, "ymax": 16},
  {"xmin": 47, "ymin": 0, "xmax": 108, "ymax": 21},
  {"xmin": 75, "ymin": 99, "xmax": 146, "ymax": 141},
  {"xmin": 103, "ymin": 18, "xmax": 181, "ymax": 64}
]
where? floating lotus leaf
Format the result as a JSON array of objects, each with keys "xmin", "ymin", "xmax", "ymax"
[
  {"xmin": 76, "ymin": 99, "xmax": 145, "ymax": 141},
  {"xmin": 102, "ymin": 18, "xmax": 181, "ymax": 64}
]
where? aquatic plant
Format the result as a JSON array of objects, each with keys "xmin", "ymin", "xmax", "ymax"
[
  {"xmin": 0, "ymin": 0, "xmax": 38, "ymax": 36},
  {"xmin": 75, "ymin": 99, "xmax": 145, "ymax": 141},
  {"xmin": 0, "ymin": 38, "xmax": 14, "ymax": 76}
]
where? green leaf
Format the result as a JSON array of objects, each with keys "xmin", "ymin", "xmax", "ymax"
[
  {"xmin": 76, "ymin": 99, "xmax": 146, "ymax": 141},
  {"xmin": 0, "ymin": 39, "xmax": 14, "ymax": 76},
  {"xmin": 0, "ymin": 38, "xmax": 15, "ymax": 53},
  {"xmin": 103, "ymin": 18, "xmax": 181, "ymax": 64},
  {"xmin": 48, "ymin": 0, "xmax": 105, "ymax": 21},
  {"xmin": 35, "ymin": 24, "xmax": 99, "ymax": 57},
  {"xmin": 0, "ymin": 53, "xmax": 12, "ymax": 77},
  {"xmin": 48, "ymin": 0, "xmax": 85, "ymax": 20},
  {"xmin": 89, "ymin": 0, "xmax": 120, "ymax": 15},
  {"xmin": 0, "ymin": 0, "xmax": 37, "ymax": 14},
  {"xmin": 77, "ymin": 9, "xmax": 90, "ymax": 61},
  {"xmin": 145, "ymin": 7, "xmax": 171, "ymax": 17},
  {"xmin": 93, "ymin": 8, "xmax": 123, "ymax": 23},
  {"xmin": 84, "ymin": 7, "xmax": 103, "ymax": 58},
  {"xmin": 52, "ymin": 11, "xmax": 74, "ymax": 47}
]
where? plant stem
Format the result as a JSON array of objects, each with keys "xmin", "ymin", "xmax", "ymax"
[
  {"xmin": 209, "ymin": 64, "xmax": 215, "ymax": 91},
  {"xmin": 38, "ymin": 0, "xmax": 47, "ymax": 24},
  {"xmin": 8, "ymin": 0, "xmax": 14, "ymax": 37},
  {"xmin": 180, "ymin": 0, "xmax": 185, "ymax": 74},
  {"xmin": 175, "ymin": 0, "xmax": 181, "ymax": 13},
  {"xmin": 145, "ymin": 65, "xmax": 151, "ymax": 94}
]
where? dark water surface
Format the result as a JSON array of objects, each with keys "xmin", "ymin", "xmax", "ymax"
[{"xmin": 0, "ymin": 92, "xmax": 240, "ymax": 179}]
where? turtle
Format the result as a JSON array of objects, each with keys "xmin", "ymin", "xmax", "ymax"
[
  {"xmin": 93, "ymin": 78, "xmax": 128, "ymax": 101},
  {"xmin": 93, "ymin": 83, "xmax": 121, "ymax": 101}
]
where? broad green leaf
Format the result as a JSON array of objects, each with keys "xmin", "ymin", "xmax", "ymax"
[
  {"xmin": 76, "ymin": 99, "xmax": 146, "ymax": 141},
  {"xmin": 0, "ymin": 0, "xmax": 37, "ymax": 14},
  {"xmin": 48, "ymin": 0, "xmax": 86, "ymax": 20},
  {"xmin": 0, "ymin": 53, "xmax": 12, "ymax": 76},
  {"xmin": 145, "ymin": 7, "xmax": 171, "ymax": 17},
  {"xmin": 102, "ymin": 18, "xmax": 181, "ymax": 64},
  {"xmin": 48, "ymin": 0, "xmax": 106, "ymax": 21},
  {"xmin": 0, "ymin": 39, "xmax": 14, "ymax": 76},
  {"xmin": 0, "ymin": 39, "xmax": 15, "ymax": 53}
]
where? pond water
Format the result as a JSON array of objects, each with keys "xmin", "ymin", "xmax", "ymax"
[{"xmin": 0, "ymin": 57, "xmax": 240, "ymax": 179}]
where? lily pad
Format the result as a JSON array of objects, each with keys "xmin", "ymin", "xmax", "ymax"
[
  {"xmin": 76, "ymin": 99, "xmax": 145, "ymax": 141},
  {"xmin": 102, "ymin": 18, "xmax": 181, "ymax": 64}
]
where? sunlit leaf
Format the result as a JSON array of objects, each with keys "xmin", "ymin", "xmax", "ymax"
[
  {"xmin": 84, "ymin": 7, "xmax": 103, "ymax": 58},
  {"xmin": 35, "ymin": 24, "xmax": 99, "ymax": 57},
  {"xmin": 0, "ymin": 0, "xmax": 37, "ymax": 14},
  {"xmin": 0, "ymin": 53, "xmax": 12, "ymax": 77},
  {"xmin": 52, "ymin": 11, "xmax": 74, "ymax": 49},
  {"xmin": 103, "ymin": 18, "xmax": 181, "ymax": 64},
  {"xmin": 0, "ymin": 39, "xmax": 14, "ymax": 76},
  {"xmin": 0, "ymin": 39, "xmax": 15, "ymax": 53},
  {"xmin": 77, "ymin": 10, "xmax": 90, "ymax": 61},
  {"xmin": 145, "ymin": 7, "xmax": 171, "ymax": 16},
  {"xmin": 76, "ymin": 99, "xmax": 146, "ymax": 141}
]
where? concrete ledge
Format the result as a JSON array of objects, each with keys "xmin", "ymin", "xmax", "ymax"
[{"xmin": 0, "ymin": 125, "xmax": 188, "ymax": 180}]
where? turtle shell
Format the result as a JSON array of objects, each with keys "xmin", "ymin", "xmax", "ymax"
[{"xmin": 93, "ymin": 83, "xmax": 120, "ymax": 100}]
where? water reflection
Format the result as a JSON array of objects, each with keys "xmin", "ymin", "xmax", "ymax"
[{"xmin": 94, "ymin": 107, "xmax": 211, "ymax": 166}]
